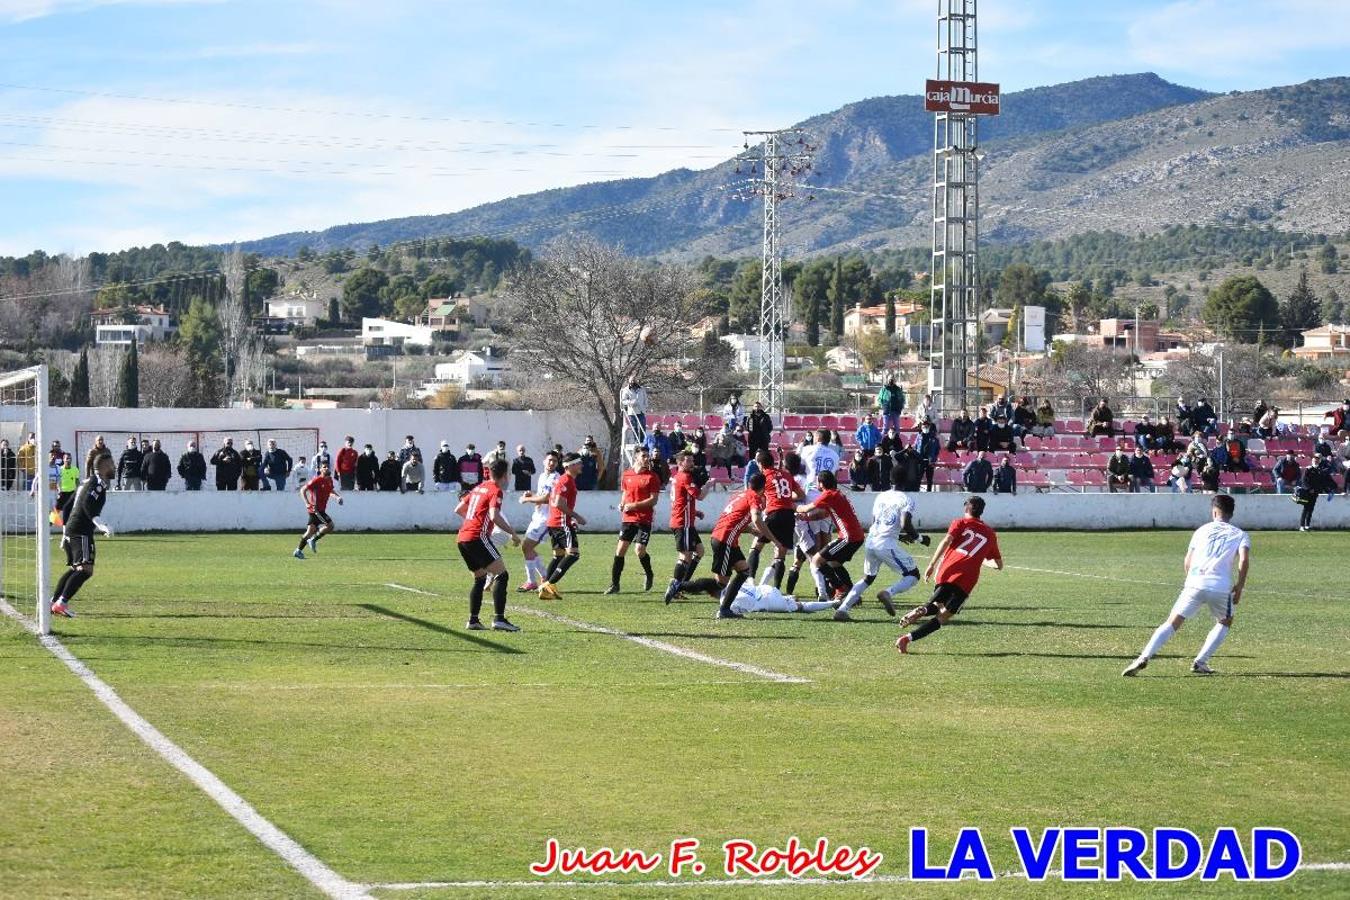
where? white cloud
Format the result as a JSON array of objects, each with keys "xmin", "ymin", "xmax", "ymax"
[
  {"xmin": 1127, "ymin": 0, "xmax": 1350, "ymax": 75},
  {"xmin": 0, "ymin": 0, "xmax": 217, "ymax": 24}
]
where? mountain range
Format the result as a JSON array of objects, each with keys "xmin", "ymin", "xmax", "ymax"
[{"xmin": 238, "ymin": 73, "xmax": 1350, "ymax": 261}]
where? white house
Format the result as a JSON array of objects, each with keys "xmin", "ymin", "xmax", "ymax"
[
  {"xmin": 92, "ymin": 305, "xmax": 177, "ymax": 346},
  {"xmin": 417, "ymin": 348, "xmax": 511, "ymax": 396},
  {"xmin": 267, "ymin": 295, "xmax": 327, "ymax": 326},
  {"xmin": 720, "ymin": 333, "xmax": 784, "ymax": 374},
  {"xmin": 361, "ymin": 317, "xmax": 434, "ymax": 348}
]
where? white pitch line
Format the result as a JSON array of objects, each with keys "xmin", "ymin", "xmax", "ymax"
[
  {"xmin": 0, "ymin": 598, "xmax": 371, "ymax": 900},
  {"xmin": 371, "ymin": 862, "xmax": 1350, "ymax": 890},
  {"xmin": 379, "ymin": 583, "xmax": 810, "ymax": 684}
]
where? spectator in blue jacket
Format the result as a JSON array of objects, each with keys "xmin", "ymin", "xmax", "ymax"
[
  {"xmin": 962, "ymin": 450, "xmax": 994, "ymax": 493},
  {"xmin": 1129, "ymin": 447, "xmax": 1156, "ymax": 493},
  {"xmin": 645, "ymin": 424, "xmax": 672, "ymax": 461},
  {"xmin": 992, "ymin": 454, "xmax": 1017, "ymax": 495},
  {"xmin": 917, "ymin": 419, "xmax": 940, "ymax": 492},
  {"xmin": 261, "ymin": 438, "xmax": 293, "ymax": 491},
  {"xmin": 855, "ymin": 415, "xmax": 882, "ymax": 458}
]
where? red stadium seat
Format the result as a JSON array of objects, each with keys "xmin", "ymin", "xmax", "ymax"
[
  {"xmin": 820, "ymin": 415, "xmax": 840, "ymax": 429},
  {"xmin": 801, "ymin": 415, "xmax": 821, "ymax": 429},
  {"xmin": 839, "ymin": 415, "xmax": 859, "ymax": 431},
  {"xmin": 782, "ymin": 414, "xmax": 802, "ymax": 429}
]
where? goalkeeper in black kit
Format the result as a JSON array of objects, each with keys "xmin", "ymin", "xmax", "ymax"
[{"xmin": 51, "ymin": 452, "xmax": 115, "ymax": 619}]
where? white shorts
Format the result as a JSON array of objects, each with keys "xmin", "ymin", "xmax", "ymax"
[
  {"xmin": 862, "ymin": 541, "xmax": 919, "ymax": 579},
  {"xmin": 525, "ymin": 519, "xmax": 550, "ymax": 543},
  {"xmin": 795, "ymin": 518, "xmax": 832, "ymax": 553},
  {"xmin": 1169, "ymin": 587, "xmax": 1233, "ymax": 622}
]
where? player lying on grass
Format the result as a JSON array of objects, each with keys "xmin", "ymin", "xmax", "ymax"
[
  {"xmin": 608, "ymin": 446, "xmax": 661, "ymax": 595},
  {"xmin": 51, "ymin": 452, "xmax": 115, "ymax": 619},
  {"xmin": 794, "ymin": 470, "xmax": 865, "ymax": 615},
  {"xmin": 837, "ymin": 465, "xmax": 928, "ymax": 622},
  {"xmin": 517, "ymin": 451, "xmax": 560, "ymax": 592},
  {"xmin": 678, "ymin": 474, "xmax": 777, "ymax": 619},
  {"xmin": 896, "ymin": 495, "xmax": 1002, "ymax": 654},
  {"xmin": 456, "ymin": 458, "xmax": 522, "ymax": 632},
  {"xmin": 727, "ymin": 571, "xmax": 840, "ymax": 616},
  {"xmin": 1123, "ymin": 494, "xmax": 1250, "ymax": 676},
  {"xmin": 293, "ymin": 462, "xmax": 342, "ymax": 559}
]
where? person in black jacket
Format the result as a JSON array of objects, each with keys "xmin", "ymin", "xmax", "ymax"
[
  {"xmin": 140, "ymin": 439, "xmax": 172, "ymax": 490},
  {"xmin": 990, "ymin": 416, "xmax": 1016, "ymax": 453},
  {"xmin": 356, "ymin": 444, "xmax": 379, "ymax": 491},
  {"xmin": 947, "ymin": 410, "xmax": 975, "ymax": 453},
  {"xmin": 238, "ymin": 440, "xmax": 262, "ymax": 491},
  {"xmin": 962, "ymin": 450, "xmax": 994, "ymax": 493},
  {"xmin": 0, "ymin": 438, "xmax": 16, "ymax": 490},
  {"xmin": 261, "ymin": 438, "xmax": 293, "ymax": 491},
  {"xmin": 1130, "ymin": 447, "xmax": 1156, "ymax": 492},
  {"xmin": 992, "ymin": 455, "xmax": 1017, "ymax": 494},
  {"xmin": 432, "ymin": 440, "xmax": 458, "ymax": 491},
  {"xmin": 211, "ymin": 438, "xmax": 241, "ymax": 491},
  {"xmin": 746, "ymin": 401, "xmax": 774, "ymax": 457},
  {"xmin": 378, "ymin": 451, "xmax": 403, "ymax": 491},
  {"xmin": 895, "ymin": 443, "xmax": 924, "ymax": 492},
  {"xmin": 117, "ymin": 437, "xmax": 144, "ymax": 491},
  {"xmin": 177, "ymin": 440, "xmax": 206, "ymax": 490},
  {"xmin": 50, "ymin": 453, "xmax": 115, "ymax": 618},
  {"xmin": 972, "ymin": 407, "xmax": 994, "ymax": 451},
  {"xmin": 1107, "ymin": 447, "xmax": 1133, "ymax": 492},
  {"xmin": 511, "ymin": 444, "xmax": 535, "ymax": 492},
  {"xmin": 1295, "ymin": 458, "xmax": 1335, "ymax": 531}
]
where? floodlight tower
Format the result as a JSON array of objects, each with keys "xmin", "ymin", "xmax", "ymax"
[
  {"xmin": 925, "ymin": 0, "xmax": 999, "ymax": 415},
  {"xmin": 734, "ymin": 130, "xmax": 817, "ymax": 413}
]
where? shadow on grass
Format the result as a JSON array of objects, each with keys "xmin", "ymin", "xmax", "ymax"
[
  {"xmin": 60, "ymin": 633, "xmax": 483, "ymax": 655},
  {"xmin": 626, "ymin": 632, "xmax": 805, "ymax": 641},
  {"xmin": 940, "ymin": 650, "xmax": 1257, "ymax": 661},
  {"xmin": 952, "ymin": 619, "xmax": 1142, "ymax": 630},
  {"xmin": 98, "ymin": 613, "xmax": 374, "ymax": 621},
  {"xmin": 360, "ymin": 604, "xmax": 524, "ymax": 655},
  {"xmin": 1224, "ymin": 671, "xmax": 1350, "ymax": 679}
]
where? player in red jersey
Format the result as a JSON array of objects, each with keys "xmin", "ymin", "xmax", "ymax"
[
  {"xmin": 607, "ymin": 446, "xmax": 662, "ymax": 594},
  {"xmin": 795, "ymin": 470, "xmax": 865, "ymax": 617},
  {"xmin": 680, "ymin": 474, "xmax": 769, "ymax": 619},
  {"xmin": 455, "ymin": 458, "xmax": 521, "ymax": 631},
  {"xmin": 896, "ymin": 496, "xmax": 1002, "ymax": 654},
  {"xmin": 538, "ymin": 453, "xmax": 587, "ymax": 600},
  {"xmin": 745, "ymin": 449, "xmax": 803, "ymax": 589},
  {"xmin": 293, "ymin": 462, "xmax": 343, "ymax": 559},
  {"xmin": 662, "ymin": 450, "xmax": 712, "ymax": 604}
]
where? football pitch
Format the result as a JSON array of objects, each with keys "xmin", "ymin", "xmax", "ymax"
[{"xmin": 2, "ymin": 530, "xmax": 1347, "ymax": 898}]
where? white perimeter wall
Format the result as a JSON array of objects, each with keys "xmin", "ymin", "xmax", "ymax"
[{"xmin": 94, "ymin": 489, "xmax": 1349, "ymax": 533}]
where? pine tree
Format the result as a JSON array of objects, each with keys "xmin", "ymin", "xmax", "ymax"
[
  {"xmin": 117, "ymin": 341, "xmax": 139, "ymax": 408},
  {"xmin": 884, "ymin": 293, "xmax": 896, "ymax": 335},
  {"xmin": 828, "ymin": 256, "xmax": 845, "ymax": 337},
  {"xmin": 1321, "ymin": 287, "xmax": 1345, "ymax": 326},
  {"xmin": 69, "ymin": 346, "xmax": 90, "ymax": 406},
  {"xmin": 1280, "ymin": 268, "xmax": 1321, "ymax": 345},
  {"xmin": 805, "ymin": 295, "xmax": 820, "ymax": 347}
]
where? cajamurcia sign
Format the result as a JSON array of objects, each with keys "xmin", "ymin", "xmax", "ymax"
[{"xmin": 925, "ymin": 79, "xmax": 1001, "ymax": 114}]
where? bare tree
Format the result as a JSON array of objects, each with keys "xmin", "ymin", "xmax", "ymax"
[
  {"xmin": 1024, "ymin": 343, "xmax": 1135, "ymax": 408},
  {"xmin": 87, "ymin": 347, "xmax": 122, "ymax": 406},
  {"xmin": 1158, "ymin": 345, "xmax": 1269, "ymax": 421},
  {"xmin": 0, "ymin": 254, "xmax": 92, "ymax": 346},
  {"xmin": 502, "ymin": 237, "xmax": 717, "ymax": 486},
  {"xmin": 220, "ymin": 247, "xmax": 254, "ymax": 405},
  {"xmin": 138, "ymin": 346, "xmax": 199, "ymax": 407}
]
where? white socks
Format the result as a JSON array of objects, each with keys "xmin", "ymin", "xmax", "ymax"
[
  {"xmin": 1140, "ymin": 622, "xmax": 1175, "ymax": 661},
  {"xmin": 798, "ymin": 600, "xmax": 837, "ymax": 613},
  {"xmin": 887, "ymin": 573, "xmax": 920, "ymax": 598},
  {"xmin": 524, "ymin": 556, "xmax": 543, "ymax": 583},
  {"xmin": 1195, "ymin": 623, "xmax": 1230, "ymax": 665},
  {"xmin": 838, "ymin": 581, "xmax": 865, "ymax": 612},
  {"xmin": 812, "ymin": 568, "xmax": 830, "ymax": 601}
]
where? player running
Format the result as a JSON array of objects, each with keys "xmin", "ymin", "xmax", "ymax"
[
  {"xmin": 537, "ymin": 452, "xmax": 586, "ymax": 600},
  {"xmin": 293, "ymin": 462, "xmax": 343, "ymax": 559},
  {"xmin": 795, "ymin": 471, "xmax": 865, "ymax": 616},
  {"xmin": 456, "ymin": 458, "xmax": 522, "ymax": 631},
  {"xmin": 680, "ymin": 474, "xmax": 768, "ymax": 619},
  {"xmin": 1123, "ymin": 495, "xmax": 1250, "ymax": 676},
  {"xmin": 607, "ymin": 446, "xmax": 661, "ymax": 594},
  {"xmin": 788, "ymin": 429, "xmax": 840, "ymax": 594},
  {"xmin": 896, "ymin": 496, "xmax": 1002, "ymax": 654},
  {"xmin": 50, "ymin": 452, "xmax": 115, "ymax": 619},
  {"xmin": 835, "ymin": 467, "xmax": 927, "ymax": 621},
  {"xmin": 517, "ymin": 451, "xmax": 560, "ymax": 592},
  {"xmin": 663, "ymin": 450, "xmax": 710, "ymax": 604},
  {"xmin": 746, "ymin": 450, "xmax": 804, "ymax": 588}
]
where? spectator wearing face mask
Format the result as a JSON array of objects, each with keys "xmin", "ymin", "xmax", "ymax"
[
  {"xmin": 239, "ymin": 440, "xmax": 262, "ymax": 491},
  {"xmin": 434, "ymin": 441, "xmax": 459, "ymax": 491},
  {"xmin": 1130, "ymin": 447, "xmax": 1156, "ymax": 493},
  {"xmin": 397, "ymin": 435, "xmax": 420, "ymax": 465},
  {"xmin": 261, "ymin": 438, "xmax": 293, "ymax": 491},
  {"xmin": 313, "ymin": 440, "xmax": 332, "ymax": 472},
  {"xmin": 118, "ymin": 437, "xmax": 144, "ymax": 491},
  {"xmin": 335, "ymin": 436, "xmax": 359, "ymax": 491},
  {"xmin": 962, "ymin": 450, "xmax": 994, "ymax": 494},
  {"xmin": 211, "ymin": 438, "xmax": 241, "ymax": 491},
  {"xmin": 458, "ymin": 444, "xmax": 483, "ymax": 487},
  {"xmin": 378, "ymin": 452, "xmax": 403, "ymax": 491},
  {"xmin": 141, "ymin": 439, "xmax": 172, "ymax": 491},
  {"xmin": 992, "ymin": 454, "xmax": 1017, "ymax": 495},
  {"xmin": 177, "ymin": 440, "xmax": 206, "ymax": 491},
  {"xmin": 401, "ymin": 453, "xmax": 425, "ymax": 494},
  {"xmin": 356, "ymin": 444, "xmax": 379, "ymax": 491},
  {"xmin": 1107, "ymin": 446, "xmax": 1133, "ymax": 493},
  {"xmin": 1273, "ymin": 452, "xmax": 1301, "ymax": 495}
]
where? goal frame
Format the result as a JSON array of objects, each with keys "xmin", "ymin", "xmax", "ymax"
[{"xmin": 0, "ymin": 365, "xmax": 51, "ymax": 635}]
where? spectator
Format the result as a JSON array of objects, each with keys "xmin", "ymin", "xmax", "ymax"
[
  {"xmin": 356, "ymin": 444, "xmax": 379, "ymax": 491},
  {"xmin": 118, "ymin": 437, "xmax": 144, "ymax": 491},
  {"xmin": 175, "ymin": 440, "xmax": 205, "ymax": 491},
  {"xmin": 1253, "ymin": 399, "xmax": 1268, "ymax": 425},
  {"xmin": 1222, "ymin": 432, "xmax": 1249, "ymax": 473},
  {"xmin": 1185, "ymin": 435, "xmax": 1209, "ymax": 469},
  {"xmin": 1134, "ymin": 415, "xmax": 1155, "ymax": 452},
  {"xmin": 1313, "ymin": 427, "xmax": 1333, "ymax": 460},
  {"xmin": 915, "ymin": 392, "xmax": 935, "ymax": 426},
  {"xmin": 511, "ymin": 444, "xmax": 535, "ymax": 491},
  {"xmin": 16, "ymin": 433, "xmax": 36, "ymax": 490},
  {"xmin": 1, "ymin": 438, "xmax": 17, "ymax": 491},
  {"xmin": 84, "ymin": 435, "xmax": 109, "ymax": 477},
  {"xmin": 431, "ymin": 441, "xmax": 458, "ymax": 491},
  {"xmin": 871, "ymin": 449, "xmax": 892, "ymax": 492},
  {"xmin": 893, "ymin": 441, "xmax": 923, "ymax": 492},
  {"xmin": 577, "ymin": 443, "xmax": 599, "ymax": 491},
  {"xmin": 962, "ymin": 450, "xmax": 994, "ymax": 493},
  {"xmin": 990, "ymin": 416, "xmax": 1016, "ymax": 453},
  {"xmin": 1175, "ymin": 397, "xmax": 1195, "ymax": 435},
  {"xmin": 261, "ymin": 438, "xmax": 293, "ymax": 491},
  {"xmin": 990, "ymin": 394, "xmax": 1014, "ymax": 424},
  {"xmin": 1315, "ymin": 452, "xmax": 1340, "ymax": 500},
  {"xmin": 848, "ymin": 448, "xmax": 874, "ymax": 492},
  {"xmin": 621, "ymin": 377, "xmax": 649, "ymax": 440},
  {"xmin": 1107, "ymin": 447, "xmax": 1133, "ymax": 493},
  {"xmin": 1192, "ymin": 397, "xmax": 1218, "ymax": 436},
  {"xmin": 395, "ymin": 435, "xmax": 419, "ymax": 465},
  {"xmin": 1199, "ymin": 454, "xmax": 1221, "ymax": 493},
  {"xmin": 879, "ymin": 427, "xmax": 902, "ymax": 456},
  {"xmin": 1295, "ymin": 460, "xmax": 1336, "ymax": 531},
  {"xmin": 1257, "ymin": 406, "xmax": 1280, "ymax": 439},
  {"xmin": 47, "ymin": 444, "xmax": 62, "ymax": 494},
  {"xmin": 1088, "ymin": 399, "xmax": 1115, "ymax": 437},
  {"xmin": 1322, "ymin": 399, "xmax": 1349, "ymax": 437},
  {"xmin": 690, "ymin": 426, "xmax": 708, "ymax": 453},
  {"xmin": 747, "ymin": 401, "xmax": 774, "ymax": 456},
  {"xmin": 292, "ymin": 456, "xmax": 309, "ymax": 488},
  {"xmin": 313, "ymin": 440, "xmax": 332, "ymax": 472},
  {"xmin": 211, "ymin": 438, "xmax": 241, "ymax": 491},
  {"xmin": 1130, "ymin": 447, "xmax": 1156, "ymax": 493},
  {"xmin": 1031, "ymin": 398, "xmax": 1055, "ymax": 438},
  {"xmin": 972, "ymin": 407, "xmax": 994, "ymax": 451},
  {"xmin": 651, "ymin": 450, "xmax": 671, "ymax": 487},
  {"xmin": 458, "ymin": 443, "xmax": 483, "ymax": 487},
  {"xmin": 1153, "ymin": 417, "xmax": 1178, "ymax": 454},
  {"xmin": 401, "ymin": 453, "xmax": 425, "ymax": 493},
  {"xmin": 668, "ymin": 422, "xmax": 688, "ymax": 455},
  {"xmin": 916, "ymin": 420, "xmax": 940, "ymax": 492},
  {"xmin": 855, "ymin": 414, "xmax": 882, "ymax": 458},
  {"xmin": 709, "ymin": 432, "xmax": 734, "ymax": 479},
  {"xmin": 56, "ymin": 452, "xmax": 79, "ymax": 509},
  {"xmin": 645, "ymin": 424, "xmax": 672, "ymax": 461},
  {"xmin": 722, "ymin": 392, "xmax": 743, "ymax": 431},
  {"xmin": 336, "ymin": 436, "xmax": 359, "ymax": 491},
  {"xmin": 947, "ymin": 409, "xmax": 975, "ymax": 453},
  {"xmin": 141, "ymin": 439, "xmax": 172, "ymax": 491},
  {"xmin": 1273, "ymin": 452, "xmax": 1301, "ymax": 495},
  {"xmin": 877, "ymin": 376, "xmax": 906, "ymax": 432},
  {"xmin": 1168, "ymin": 456, "xmax": 1192, "ymax": 493},
  {"xmin": 1012, "ymin": 397, "xmax": 1036, "ymax": 446},
  {"xmin": 583, "ymin": 435, "xmax": 605, "ymax": 481},
  {"xmin": 239, "ymin": 439, "xmax": 262, "ymax": 491},
  {"xmin": 1337, "ymin": 436, "xmax": 1350, "ymax": 494},
  {"xmin": 727, "ymin": 429, "xmax": 747, "ymax": 469},
  {"xmin": 486, "ymin": 440, "xmax": 509, "ymax": 468},
  {"xmin": 992, "ymin": 454, "xmax": 1017, "ymax": 495},
  {"xmin": 378, "ymin": 452, "xmax": 402, "ymax": 491}
]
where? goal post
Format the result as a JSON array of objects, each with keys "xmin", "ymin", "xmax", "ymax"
[{"xmin": 0, "ymin": 365, "xmax": 51, "ymax": 635}]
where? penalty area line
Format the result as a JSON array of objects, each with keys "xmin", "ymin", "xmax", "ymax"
[
  {"xmin": 0, "ymin": 598, "xmax": 371, "ymax": 900},
  {"xmin": 379, "ymin": 583, "xmax": 811, "ymax": 684}
]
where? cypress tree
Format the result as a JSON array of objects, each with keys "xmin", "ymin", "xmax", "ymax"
[
  {"xmin": 117, "ymin": 341, "xmax": 139, "ymax": 408},
  {"xmin": 69, "ymin": 346, "xmax": 90, "ymax": 406}
]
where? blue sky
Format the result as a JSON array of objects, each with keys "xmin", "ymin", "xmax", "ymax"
[{"xmin": 1, "ymin": 0, "xmax": 1345, "ymax": 256}]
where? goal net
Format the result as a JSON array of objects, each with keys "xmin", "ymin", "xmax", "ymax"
[{"xmin": 0, "ymin": 365, "xmax": 51, "ymax": 634}]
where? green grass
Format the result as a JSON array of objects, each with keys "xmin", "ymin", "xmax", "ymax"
[{"xmin": 2, "ymin": 530, "xmax": 1347, "ymax": 898}]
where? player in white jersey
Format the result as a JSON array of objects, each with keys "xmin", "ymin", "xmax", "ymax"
[
  {"xmin": 1124, "ymin": 495, "xmax": 1251, "ymax": 676},
  {"xmin": 729, "ymin": 570, "xmax": 840, "ymax": 616},
  {"xmin": 517, "ymin": 451, "xmax": 561, "ymax": 592},
  {"xmin": 837, "ymin": 466, "xmax": 928, "ymax": 619},
  {"xmin": 786, "ymin": 430, "xmax": 841, "ymax": 595}
]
